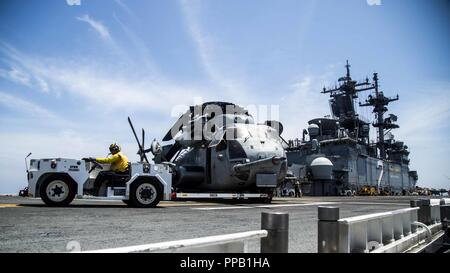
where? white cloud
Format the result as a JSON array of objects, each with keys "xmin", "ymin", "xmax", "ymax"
[
  {"xmin": 395, "ymin": 93, "xmax": 450, "ymax": 137},
  {"xmin": 278, "ymin": 70, "xmax": 336, "ymax": 139},
  {"xmin": 0, "ymin": 67, "xmax": 32, "ymax": 87},
  {"xmin": 179, "ymin": 1, "xmax": 215, "ymax": 79},
  {"xmin": 114, "ymin": 0, "xmax": 134, "ymax": 18},
  {"xmin": 393, "ymin": 84, "xmax": 450, "ymax": 189},
  {"xmin": 0, "ymin": 46, "xmax": 51, "ymax": 93},
  {"xmin": 367, "ymin": 0, "xmax": 382, "ymax": 6},
  {"xmin": 0, "ymin": 44, "xmax": 211, "ymax": 115},
  {"xmin": 112, "ymin": 13, "xmax": 160, "ymax": 77},
  {"xmin": 35, "ymin": 76, "xmax": 50, "ymax": 93},
  {"xmin": 0, "ymin": 91, "xmax": 56, "ymax": 119},
  {"xmin": 178, "ymin": 0, "xmax": 251, "ymax": 102},
  {"xmin": 76, "ymin": 14, "xmax": 111, "ymax": 41},
  {"xmin": 29, "ymin": 62, "xmax": 207, "ymax": 114}
]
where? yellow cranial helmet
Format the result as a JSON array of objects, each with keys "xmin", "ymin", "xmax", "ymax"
[{"xmin": 109, "ymin": 143, "xmax": 121, "ymax": 154}]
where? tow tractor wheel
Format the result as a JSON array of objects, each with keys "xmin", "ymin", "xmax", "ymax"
[
  {"xmin": 129, "ymin": 181, "xmax": 162, "ymax": 208},
  {"xmin": 40, "ymin": 176, "xmax": 76, "ymax": 207}
]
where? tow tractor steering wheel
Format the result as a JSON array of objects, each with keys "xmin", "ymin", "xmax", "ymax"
[{"xmin": 88, "ymin": 160, "xmax": 103, "ymax": 173}]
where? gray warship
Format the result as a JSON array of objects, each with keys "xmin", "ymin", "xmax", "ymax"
[{"xmin": 284, "ymin": 61, "xmax": 418, "ymax": 196}]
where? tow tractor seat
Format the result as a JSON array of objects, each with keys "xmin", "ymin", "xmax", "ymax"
[{"xmin": 109, "ymin": 162, "xmax": 131, "ymax": 187}]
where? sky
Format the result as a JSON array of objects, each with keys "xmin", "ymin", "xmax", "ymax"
[{"xmin": 0, "ymin": 0, "xmax": 449, "ymax": 193}]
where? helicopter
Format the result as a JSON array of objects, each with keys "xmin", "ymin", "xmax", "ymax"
[{"xmin": 134, "ymin": 102, "xmax": 287, "ymax": 198}]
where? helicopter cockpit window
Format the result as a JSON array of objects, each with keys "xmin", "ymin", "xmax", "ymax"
[
  {"xmin": 266, "ymin": 127, "xmax": 280, "ymax": 140},
  {"xmin": 228, "ymin": 140, "xmax": 247, "ymax": 159},
  {"xmin": 216, "ymin": 139, "xmax": 227, "ymax": 151}
]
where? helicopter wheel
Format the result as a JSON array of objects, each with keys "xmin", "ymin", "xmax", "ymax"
[{"xmin": 259, "ymin": 192, "xmax": 273, "ymax": 204}]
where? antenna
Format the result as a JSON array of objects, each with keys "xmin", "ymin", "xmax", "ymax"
[
  {"xmin": 25, "ymin": 152, "xmax": 32, "ymax": 172},
  {"xmin": 360, "ymin": 72, "xmax": 399, "ymax": 159},
  {"xmin": 345, "ymin": 60, "xmax": 351, "ymax": 79},
  {"xmin": 321, "ymin": 60, "xmax": 375, "ymax": 141}
]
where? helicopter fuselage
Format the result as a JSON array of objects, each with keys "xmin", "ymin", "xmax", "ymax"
[{"xmin": 171, "ymin": 123, "xmax": 287, "ymax": 192}]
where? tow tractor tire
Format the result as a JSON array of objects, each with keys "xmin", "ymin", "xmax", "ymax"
[
  {"xmin": 129, "ymin": 180, "xmax": 162, "ymax": 208},
  {"xmin": 40, "ymin": 175, "xmax": 76, "ymax": 207}
]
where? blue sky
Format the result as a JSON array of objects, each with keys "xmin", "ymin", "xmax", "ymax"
[{"xmin": 0, "ymin": 0, "xmax": 449, "ymax": 193}]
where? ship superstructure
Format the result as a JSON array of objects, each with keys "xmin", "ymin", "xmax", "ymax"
[{"xmin": 285, "ymin": 61, "xmax": 418, "ymax": 196}]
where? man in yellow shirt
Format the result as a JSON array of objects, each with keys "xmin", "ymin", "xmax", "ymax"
[
  {"xmin": 83, "ymin": 143, "xmax": 129, "ymax": 195},
  {"xmin": 95, "ymin": 143, "xmax": 129, "ymax": 172}
]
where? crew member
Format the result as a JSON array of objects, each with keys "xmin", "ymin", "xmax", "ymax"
[
  {"xmin": 83, "ymin": 143, "xmax": 129, "ymax": 194},
  {"xmin": 294, "ymin": 180, "xmax": 302, "ymax": 198}
]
